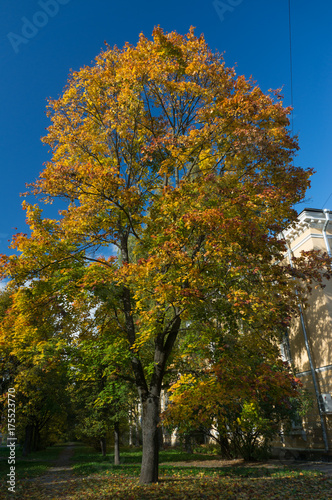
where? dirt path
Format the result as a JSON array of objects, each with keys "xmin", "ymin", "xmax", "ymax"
[
  {"xmin": 25, "ymin": 444, "xmax": 77, "ymax": 499},
  {"xmin": 291, "ymin": 461, "xmax": 332, "ymax": 476}
]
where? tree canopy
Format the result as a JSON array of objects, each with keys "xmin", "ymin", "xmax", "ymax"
[{"xmin": 1, "ymin": 27, "xmax": 330, "ymax": 484}]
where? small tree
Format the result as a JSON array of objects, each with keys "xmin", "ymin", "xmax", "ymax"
[
  {"xmin": 69, "ymin": 335, "xmax": 133, "ymax": 463},
  {"xmin": 162, "ymin": 344, "xmax": 306, "ymax": 460}
]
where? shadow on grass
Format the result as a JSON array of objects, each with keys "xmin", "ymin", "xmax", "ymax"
[
  {"xmin": 72, "ymin": 446, "xmax": 229, "ymax": 477},
  {"xmin": 159, "ymin": 449, "xmax": 220, "ymax": 463},
  {"xmin": 71, "ymin": 445, "xmax": 330, "ymax": 480},
  {"xmin": 0, "ymin": 444, "xmax": 68, "ymax": 479},
  {"xmin": 74, "ymin": 446, "xmax": 223, "ymax": 465},
  {"xmin": 73, "ymin": 462, "xmax": 141, "ymax": 477},
  {"xmin": 1, "ymin": 444, "xmax": 329, "ymax": 500}
]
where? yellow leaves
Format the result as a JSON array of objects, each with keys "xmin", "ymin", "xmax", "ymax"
[
  {"xmin": 168, "ymin": 373, "xmax": 197, "ymax": 394},
  {"xmin": 1, "ymin": 30, "xmax": 320, "ymax": 443}
]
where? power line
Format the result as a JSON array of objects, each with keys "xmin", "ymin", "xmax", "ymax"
[
  {"xmin": 322, "ymin": 192, "xmax": 332, "ymax": 209},
  {"xmin": 288, "ymin": 0, "xmax": 294, "ymax": 132}
]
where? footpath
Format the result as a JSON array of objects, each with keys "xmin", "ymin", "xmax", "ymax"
[{"xmin": 23, "ymin": 444, "xmax": 77, "ymax": 499}]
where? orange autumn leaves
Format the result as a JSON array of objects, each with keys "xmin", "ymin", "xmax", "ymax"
[
  {"xmin": 0, "ymin": 28, "xmax": 330, "ymax": 462},
  {"xmin": 1, "ymin": 26, "xmax": 329, "ymax": 373},
  {"xmin": 162, "ymin": 348, "xmax": 305, "ymax": 453}
]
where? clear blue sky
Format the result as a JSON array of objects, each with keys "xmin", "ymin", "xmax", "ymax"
[{"xmin": 1, "ymin": 0, "xmax": 331, "ymax": 255}]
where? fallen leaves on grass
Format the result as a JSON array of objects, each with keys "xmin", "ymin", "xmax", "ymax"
[{"xmin": 1, "ymin": 469, "xmax": 330, "ymax": 500}]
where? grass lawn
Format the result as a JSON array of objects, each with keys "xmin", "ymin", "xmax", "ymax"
[
  {"xmin": 0, "ymin": 443, "xmax": 66, "ymax": 478},
  {"xmin": 0, "ymin": 444, "xmax": 331, "ymax": 499}
]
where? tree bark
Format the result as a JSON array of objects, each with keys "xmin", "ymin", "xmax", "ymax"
[
  {"xmin": 184, "ymin": 433, "xmax": 193, "ymax": 454},
  {"xmin": 139, "ymin": 394, "xmax": 160, "ymax": 483},
  {"xmin": 158, "ymin": 424, "xmax": 164, "ymax": 451},
  {"xmin": 114, "ymin": 421, "xmax": 120, "ymax": 465},
  {"xmin": 129, "ymin": 409, "xmax": 133, "ymax": 446},
  {"xmin": 22, "ymin": 424, "xmax": 33, "ymax": 457},
  {"xmin": 135, "ymin": 408, "xmax": 140, "ymax": 447},
  {"xmin": 32, "ymin": 424, "xmax": 40, "ymax": 452},
  {"xmin": 219, "ymin": 435, "xmax": 232, "ymax": 459},
  {"xmin": 100, "ymin": 436, "xmax": 107, "ymax": 457},
  {"xmin": 138, "ymin": 316, "xmax": 181, "ymax": 483}
]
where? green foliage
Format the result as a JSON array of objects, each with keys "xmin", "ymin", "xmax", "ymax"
[
  {"xmin": 0, "ymin": 285, "xmax": 73, "ymax": 452},
  {"xmin": 67, "ymin": 323, "xmax": 134, "ymax": 448}
]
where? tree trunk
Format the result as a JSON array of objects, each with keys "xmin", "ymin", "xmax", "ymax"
[
  {"xmin": 158, "ymin": 425, "xmax": 164, "ymax": 451},
  {"xmin": 139, "ymin": 395, "xmax": 160, "ymax": 484},
  {"xmin": 135, "ymin": 408, "xmax": 140, "ymax": 447},
  {"xmin": 184, "ymin": 433, "xmax": 193, "ymax": 454},
  {"xmin": 129, "ymin": 408, "xmax": 133, "ymax": 446},
  {"xmin": 22, "ymin": 424, "xmax": 33, "ymax": 457},
  {"xmin": 129, "ymin": 423, "xmax": 133, "ymax": 446},
  {"xmin": 114, "ymin": 421, "xmax": 120, "ymax": 465},
  {"xmin": 219, "ymin": 435, "xmax": 232, "ymax": 459},
  {"xmin": 216, "ymin": 424, "xmax": 232, "ymax": 459},
  {"xmin": 121, "ymin": 265, "xmax": 181, "ymax": 484},
  {"xmin": 32, "ymin": 424, "xmax": 41, "ymax": 452},
  {"xmin": 100, "ymin": 436, "xmax": 107, "ymax": 457}
]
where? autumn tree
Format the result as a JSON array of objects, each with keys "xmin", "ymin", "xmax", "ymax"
[
  {"xmin": 162, "ymin": 337, "xmax": 307, "ymax": 460},
  {"xmin": 1, "ymin": 27, "xmax": 330, "ymax": 483},
  {"xmin": 0, "ymin": 284, "xmax": 73, "ymax": 453}
]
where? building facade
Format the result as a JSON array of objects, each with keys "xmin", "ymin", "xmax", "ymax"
[{"xmin": 278, "ymin": 208, "xmax": 332, "ymax": 457}]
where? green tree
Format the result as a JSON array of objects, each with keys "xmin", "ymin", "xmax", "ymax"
[
  {"xmin": 0, "ymin": 285, "xmax": 72, "ymax": 453},
  {"xmin": 68, "ymin": 333, "xmax": 134, "ymax": 462}
]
